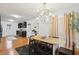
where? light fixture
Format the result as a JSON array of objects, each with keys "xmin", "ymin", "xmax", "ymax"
[
  {"xmin": 11, "ymin": 14, "xmax": 21, "ymax": 18},
  {"xmin": 37, "ymin": 3, "xmax": 52, "ymax": 23},
  {"xmin": 8, "ymin": 19, "xmax": 14, "ymax": 22}
]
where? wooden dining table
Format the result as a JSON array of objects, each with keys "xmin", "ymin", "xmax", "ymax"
[
  {"xmin": 31, "ymin": 35, "xmax": 65, "ymax": 55},
  {"xmin": 31, "ymin": 35, "xmax": 64, "ymax": 45}
]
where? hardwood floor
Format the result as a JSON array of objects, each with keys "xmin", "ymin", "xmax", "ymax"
[
  {"xmin": 0, "ymin": 38, "xmax": 8, "ymax": 55},
  {"xmin": 0, "ymin": 37, "xmax": 79, "ymax": 55},
  {"xmin": 0, "ymin": 37, "xmax": 29, "ymax": 55},
  {"xmin": 75, "ymin": 48, "xmax": 79, "ymax": 55},
  {"xmin": 13, "ymin": 37, "xmax": 29, "ymax": 48}
]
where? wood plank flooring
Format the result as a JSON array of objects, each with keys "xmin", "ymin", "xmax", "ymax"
[
  {"xmin": 0, "ymin": 37, "xmax": 29, "ymax": 55},
  {"xmin": 0, "ymin": 37, "xmax": 79, "ymax": 55}
]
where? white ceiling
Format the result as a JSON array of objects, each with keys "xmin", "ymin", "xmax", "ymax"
[{"xmin": 0, "ymin": 3, "xmax": 79, "ymax": 22}]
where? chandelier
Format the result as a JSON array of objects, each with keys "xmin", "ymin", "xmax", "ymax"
[{"xmin": 36, "ymin": 3, "xmax": 52, "ymax": 23}]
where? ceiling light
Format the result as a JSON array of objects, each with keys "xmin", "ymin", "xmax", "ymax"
[
  {"xmin": 37, "ymin": 3, "xmax": 52, "ymax": 23},
  {"xmin": 11, "ymin": 14, "xmax": 21, "ymax": 18},
  {"xmin": 8, "ymin": 19, "xmax": 14, "ymax": 22}
]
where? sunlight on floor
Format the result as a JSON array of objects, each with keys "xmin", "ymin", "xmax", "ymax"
[{"xmin": 6, "ymin": 36, "xmax": 17, "ymax": 55}]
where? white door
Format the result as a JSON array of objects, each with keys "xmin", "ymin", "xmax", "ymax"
[{"xmin": 6, "ymin": 24, "xmax": 12, "ymax": 36}]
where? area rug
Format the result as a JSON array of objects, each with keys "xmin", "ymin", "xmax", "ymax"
[{"xmin": 15, "ymin": 45, "xmax": 29, "ymax": 55}]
